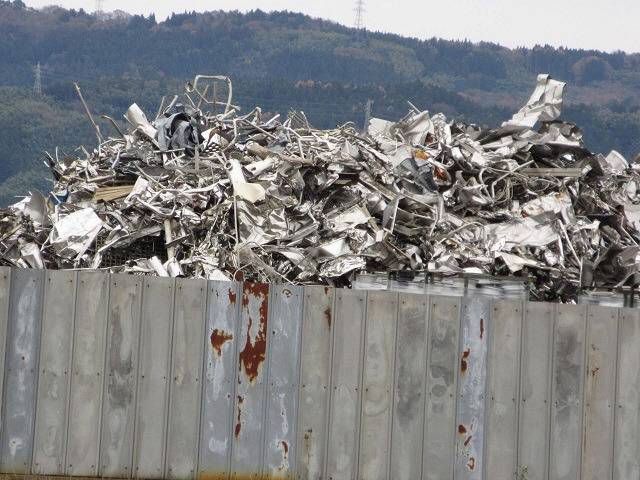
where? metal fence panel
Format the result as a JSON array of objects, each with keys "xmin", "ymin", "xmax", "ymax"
[
  {"xmin": 32, "ymin": 271, "xmax": 76, "ymax": 474},
  {"xmin": 0, "ymin": 268, "xmax": 44, "ymax": 473},
  {"xmin": 454, "ymin": 297, "xmax": 491, "ymax": 480},
  {"xmin": 518, "ymin": 302, "xmax": 554, "ymax": 480},
  {"xmin": 198, "ymin": 281, "xmax": 240, "ymax": 479},
  {"xmin": 2, "ymin": 270, "xmax": 640, "ymax": 480},
  {"xmin": 296, "ymin": 286, "xmax": 334, "ymax": 480},
  {"xmin": 133, "ymin": 276, "xmax": 174, "ymax": 479},
  {"xmin": 166, "ymin": 278, "xmax": 207, "ymax": 479},
  {"xmin": 549, "ymin": 304, "xmax": 586, "ymax": 480},
  {"xmin": 0, "ymin": 267, "xmax": 11, "ymax": 439},
  {"xmin": 66, "ymin": 271, "xmax": 110, "ymax": 476},
  {"xmin": 230, "ymin": 283, "xmax": 270, "ymax": 478},
  {"xmin": 581, "ymin": 306, "xmax": 618, "ymax": 480},
  {"xmin": 325, "ymin": 289, "xmax": 366, "ymax": 480},
  {"xmin": 99, "ymin": 274, "xmax": 142, "ymax": 477},
  {"xmin": 423, "ymin": 296, "xmax": 460, "ymax": 480},
  {"xmin": 358, "ymin": 291, "xmax": 397, "ymax": 480},
  {"xmin": 613, "ymin": 308, "xmax": 640, "ymax": 480},
  {"xmin": 484, "ymin": 301, "xmax": 522, "ymax": 480},
  {"xmin": 263, "ymin": 285, "xmax": 303, "ymax": 478},
  {"xmin": 390, "ymin": 293, "xmax": 427, "ymax": 480}
]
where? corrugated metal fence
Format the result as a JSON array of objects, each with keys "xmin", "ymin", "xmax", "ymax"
[{"xmin": 0, "ymin": 267, "xmax": 637, "ymax": 479}]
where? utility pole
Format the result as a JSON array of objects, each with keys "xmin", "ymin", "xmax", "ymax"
[
  {"xmin": 354, "ymin": 0, "xmax": 365, "ymax": 37},
  {"xmin": 95, "ymin": 0, "xmax": 103, "ymax": 13},
  {"xmin": 363, "ymin": 99, "xmax": 372, "ymax": 132},
  {"xmin": 33, "ymin": 62, "xmax": 42, "ymax": 95}
]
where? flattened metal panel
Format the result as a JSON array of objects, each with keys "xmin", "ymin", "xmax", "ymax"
[
  {"xmin": 518, "ymin": 302, "xmax": 553, "ymax": 480},
  {"xmin": 0, "ymin": 268, "xmax": 44, "ymax": 473},
  {"xmin": 100, "ymin": 274, "xmax": 142, "ymax": 477},
  {"xmin": 325, "ymin": 289, "xmax": 366, "ymax": 480},
  {"xmin": 454, "ymin": 296, "xmax": 490, "ymax": 480},
  {"xmin": 198, "ymin": 281, "xmax": 240, "ymax": 479},
  {"xmin": 613, "ymin": 308, "xmax": 640, "ymax": 480},
  {"xmin": 390, "ymin": 293, "xmax": 427, "ymax": 480},
  {"xmin": 296, "ymin": 286, "xmax": 334, "ymax": 480},
  {"xmin": 133, "ymin": 276, "xmax": 174, "ymax": 479},
  {"xmin": 166, "ymin": 278, "xmax": 207, "ymax": 479},
  {"xmin": 549, "ymin": 304, "xmax": 586, "ymax": 480},
  {"xmin": 66, "ymin": 271, "xmax": 110, "ymax": 476},
  {"xmin": 264, "ymin": 285, "xmax": 303, "ymax": 478},
  {"xmin": 423, "ymin": 296, "xmax": 460, "ymax": 480},
  {"xmin": 484, "ymin": 301, "xmax": 522, "ymax": 479},
  {"xmin": 581, "ymin": 306, "xmax": 617, "ymax": 480},
  {"xmin": 32, "ymin": 271, "xmax": 76, "ymax": 475},
  {"xmin": 230, "ymin": 283, "xmax": 270, "ymax": 479},
  {"xmin": 0, "ymin": 267, "xmax": 11, "ymax": 432},
  {"xmin": 358, "ymin": 291, "xmax": 397, "ymax": 480}
]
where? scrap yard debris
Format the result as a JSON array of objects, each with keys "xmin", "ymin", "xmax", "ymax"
[{"xmin": 2, "ymin": 73, "xmax": 640, "ymax": 301}]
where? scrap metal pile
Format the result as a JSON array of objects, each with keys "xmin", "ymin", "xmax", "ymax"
[{"xmin": 2, "ymin": 74, "xmax": 640, "ymax": 301}]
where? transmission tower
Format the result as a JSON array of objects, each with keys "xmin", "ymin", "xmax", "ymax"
[
  {"xmin": 354, "ymin": 0, "xmax": 365, "ymax": 31},
  {"xmin": 95, "ymin": 0, "xmax": 103, "ymax": 13},
  {"xmin": 33, "ymin": 62, "xmax": 42, "ymax": 95}
]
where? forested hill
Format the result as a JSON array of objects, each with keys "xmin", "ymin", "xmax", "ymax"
[{"xmin": 0, "ymin": 0, "xmax": 639, "ymax": 204}]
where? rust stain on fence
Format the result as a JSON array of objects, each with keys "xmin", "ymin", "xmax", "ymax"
[
  {"xmin": 210, "ymin": 329, "xmax": 233, "ymax": 357},
  {"xmin": 238, "ymin": 283, "xmax": 269, "ymax": 383}
]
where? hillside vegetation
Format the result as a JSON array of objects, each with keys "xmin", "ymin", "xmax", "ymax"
[{"xmin": 0, "ymin": 0, "xmax": 639, "ymax": 204}]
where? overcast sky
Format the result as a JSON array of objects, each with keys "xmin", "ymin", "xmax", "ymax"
[{"xmin": 24, "ymin": 0, "xmax": 640, "ymax": 53}]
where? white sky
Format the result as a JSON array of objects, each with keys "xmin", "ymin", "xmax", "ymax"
[{"xmin": 24, "ymin": 0, "xmax": 640, "ymax": 53}]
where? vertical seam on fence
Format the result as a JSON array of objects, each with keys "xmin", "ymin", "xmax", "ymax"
[
  {"xmin": 227, "ymin": 281, "xmax": 242, "ymax": 480},
  {"xmin": 62, "ymin": 271, "xmax": 78, "ymax": 475},
  {"xmin": 609, "ymin": 308, "xmax": 620, "ymax": 480},
  {"xmin": 322, "ymin": 288, "xmax": 338, "ymax": 480},
  {"xmin": 354, "ymin": 291, "xmax": 369, "ymax": 480},
  {"xmin": 291, "ymin": 286, "xmax": 305, "ymax": 477},
  {"xmin": 28, "ymin": 270, "xmax": 46, "ymax": 475},
  {"xmin": 451, "ymin": 297, "xmax": 463, "ymax": 480},
  {"xmin": 611, "ymin": 308, "xmax": 623, "ymax": 480},
  {"xmin": 514, "ymin": 300, "xmax": 525, "ymax": 479},
  {"xmin": 30, "ymin": 271, "xmax": 48, "ymax": 474},
  {"xmin": 194, "ymin": 281, "xmax": 208, "ymax": 480},
  {"xmin": 418, "ymin": 295, "xmax": 432, "ymax": 480},
  {"xmin": 481, "ymin": 300, "xmax": 493, "ymax": 480},
  {"xmin": 259, "ymin": 285, "xmax": 276, "ymax": 478},
  {"xmin": 96, "ymin": 274, "xmax": 113, "ymax": 476},
  {"xmin": 163, "ymin": 278, "xmax": 178, "ymax": 479},
  {"xmin": 196, "ymin": 280, "xmax": 211, "ymax": 480},
  {"xmin": 129, "ymin": 278, "xmax": 145, "ymax": 479},
  {"xmin": 294, "ymin": 288, "xmax": 309, "ymax": 480},
  {"xmin": 0, "ymin": 267, "xmax": 11, "ymax": 458},
  {"xmin": 545, "ymin": 303, "xmax": 557, "ymax": 480},
  {"xmin": 578, "ymin": 305, "xmax": 589, "ymax": 480},
  {"xmin": 385, "ymin": 293, "xmax": 400, "ymax": 480}
]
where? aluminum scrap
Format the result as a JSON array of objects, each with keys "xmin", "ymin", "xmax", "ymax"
[{"xmin": 1, "ymin": 73, "xmax": 640, "ymax": 302}]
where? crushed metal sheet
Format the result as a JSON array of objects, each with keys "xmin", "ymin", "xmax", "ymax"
[{"xmin": 1, "ymin": 73, "xmax": 639, "ymax": 301}]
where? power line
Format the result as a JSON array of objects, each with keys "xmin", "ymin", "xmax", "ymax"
[{"xmin": 33, "ymin": 62, "xmax": 42, "ymax": 95}]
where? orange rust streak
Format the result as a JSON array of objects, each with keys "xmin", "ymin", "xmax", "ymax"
[
  {"xmin": 467, "ymin": 457, "xmax": 476, "ymax": 470},
  {"xmin": 239, "ymin": 283, "xmax": 269, "ymax": 383},
  {"xmin": 324, "ymin": 306, "xmax": 332, "ymax": 328},
  {"xmin": 228, "ymin": 288, "xmax": 237, "ymax": 305},
  {"xmin": 210, "ymin": 329, "xmax": 233, "ymax": 357},
  {"xmin": 235, "ymin": 395, "xmax": 244, "ymax": 438}
]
